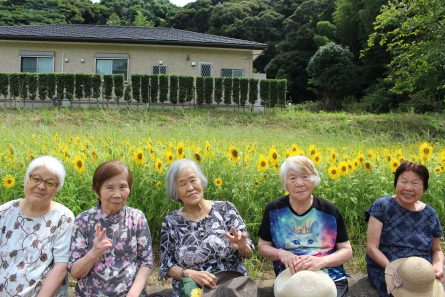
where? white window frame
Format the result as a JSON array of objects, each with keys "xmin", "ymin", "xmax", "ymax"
[
  {"xmin": 19, "ymin": 50, "xmax": 55, "ymax": 73},
  {"xmin": 221, "ymin": 68, "xmax": 245, "ymax": 78},
  {"xmin": 199, "ymin": 62, "xmax": 212, "ymax": 77},
  {"xmin": 153, "ymin": 65, "xmax": 168, "ymax": 75},
  {"xmin": 94, "ymin": 53, "xmax": 130, "ymax": 81}
]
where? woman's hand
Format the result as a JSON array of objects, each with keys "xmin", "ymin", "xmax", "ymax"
[
  {"xmin": 186, "ymin": 269, "xmax": 216, "ymax": 289},
  {"xmin": 224, "ymin": 226, "xmax": 248, "ymax": 251},
  {"xmin": 91, "ymin": 224, "xmax": 112, "ymax": 258},
  {"xmin": 433, "ymin": 262, "xmax": 444, "ymax": 282},
  {"xmin": 293, "ymin": 255, "xmax": 326, "ymax": 272},
  {"xmin": 277, "ymin": 249, "xmax": 300, "ymax": 274}
]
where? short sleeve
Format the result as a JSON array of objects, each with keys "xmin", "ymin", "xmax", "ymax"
[
  {"xmin": 68, "ymin": 213, "xmax": 90, "ymax": 270},
  {"xmin": 334, "ymin": 207, "xmax": 349, "ymax": 243},
  {"xmin": 368, "ymin": 197, "xmax": 388, "ymax": 223},
  {"xmin": 159, "ymin": 216, "xmax": 178, "ymax": 279},
  {"xmin": 258, "ymin": 204, "xmax": 272, "ymax": 242},
  {"xmin": 53, "ymin": 209, "xmax": 75, "ymax": 263},
  {"xmin": 430, "ymin": 207, "xmax": 443, "ymax": 238},
  {"xmin": 136, "ymin": 212, "xmax": 153, "ymax": 268}
]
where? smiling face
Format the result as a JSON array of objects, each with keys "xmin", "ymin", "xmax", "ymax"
[
  {"xmin": 176, "ymin": 167, "xmax": 204, "ymax": 206},
  {"xmin": 24, "ymin": 167, "xmax": 60, "ymax": 204},
  {"xmin": 98, "ymin": 172, "xmax": 130, "ymax": 215},
  {"xmin": 286, "ymin": 170, "xmax": 315, "ymax": 203},
  {"xmin": 395, "ymin": 170, "xmax": 425, "ymax": 209}
]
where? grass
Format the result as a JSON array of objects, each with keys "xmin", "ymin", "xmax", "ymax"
[{"xmin": 1, "ymin": 107, "xmax": 444, "ymax": 276}]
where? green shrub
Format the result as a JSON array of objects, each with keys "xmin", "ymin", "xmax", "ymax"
[
  {"xmin": 150, "ymin": 75, "xmax": 158, "ymax": 103},
  {"xmin": 0, "ymin": 73, "xmax": 8, "ymax": 98},
  {"xmin": 103, "ymin": 75, "xmax": 113, "ymax": 101},
  {"xmin": 169, "ymin": 75, "xmax": 179, "ymax": 104},
  {"xmin": 159, "ymin": 75, "xmax": 168, "ymax": 103},
  {"xmin": 124, "ymin": 84, "xmax": 132, "ymax": 103},
  {"xmin": 248, "ymin": 79, "xmax": 258, "ymax": 106},
  {"xmin": 278, "ymin": 79, "xmax": 287, "ymax": 106},
  {"xmin": 239, "ymin": 78, "xmax": 249, "ymax": 106},
  {"xmin": 131, "ymin": 74, "xmax": 141, "ymax": 102},
  {"xmin": 19, "ymin": 74, "xmax": 28, "ymax": 100},
  {"xmin": 9, "ymin": 74, "xmax": 21, "ymax": 99},
  {"xmin": 63, "ymin": 74, "xmax": 75, "ymax": 100},
  {"xmin": 223, "ymin": 78, "xmax": 232, "ymax": 105},
  {"xmin": 259, "ymin": 79, "xmax": 270, "ymax": 106},
  {"xmin": 114, "ymin": 75, "xmax": 124, "ymax": 103},
  {"xmin": 47, "ymin": 74, "xmax": 56, "ymax": 100},
  {"xmin": 83, "ymin": 74, "xmax": 93, "ymax": 99},
  {"xmin": 196, "ymin": 77, "xmax": 205, "ymax": 105},
  {"xmin": 75, "ymin": 74, "xmax": 84, "ymax": 100},
  {"xmin": 269, "ymin": 79, "xmax": 279, "ymax": 107},
  {"xmin": 28, "ymin": 74, "xmax": 38, "ymax": 100},
  {"xmin": 140, "ymin": 75, "xmax": 149, "ymax": 104},
  {"xmin": 232, "ymin": 78, "xmax": 240, "ymax": 105},
  {"xmin": 92, "ymin": 74, "xmax": 101, "ymax": 100},
  {"xmin": 214, "ymin": 78, "xmax": 223, "ymax": 105}
]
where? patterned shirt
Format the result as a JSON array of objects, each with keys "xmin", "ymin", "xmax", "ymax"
[
  {"xmin": 69, "ymin": 205, "xmax": 153, "ymax": 297},
  {"xmin": 366, "ymin": 195, "xmax": 443, "ymax": 297},
  {"xmin": 160, "ymin": 201, "xmax": 253, "ymax": 297},
  {"xmin": 258, "ymin": 195, "xmax": 349, "ymax": 281},
  {"xmin": 0, "ymin": 199, "xmax": 74, "ymax": 297}
]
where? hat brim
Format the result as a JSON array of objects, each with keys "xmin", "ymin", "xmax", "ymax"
[{"xmin": 202, "ymin": 270, "xmax": 256, "ymax": 297}]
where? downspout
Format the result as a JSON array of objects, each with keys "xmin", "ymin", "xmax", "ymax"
[{"xmin": 61, "ymin": 52, "xmax": 64, "ymax": 73}]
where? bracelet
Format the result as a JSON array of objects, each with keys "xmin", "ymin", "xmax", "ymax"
[
  {"xmin": 181, "ymin": 267, "xmax": 189, "ymax": 277},
  {"xmin": 274, "ymin": 248, "xmax": 282, "ymax": 261}
]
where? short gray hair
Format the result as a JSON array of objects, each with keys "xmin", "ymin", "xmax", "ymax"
[
  {"xmin": 24, "ymin": 156, "xmax": 66, "ymax": 190},
  {"xmin": 166, "ymin": 159, "xmax": 208, "ymax": 201},
  {"xmin": 279, "ymin": 155, "xmax": 321, "ymax": 191}
]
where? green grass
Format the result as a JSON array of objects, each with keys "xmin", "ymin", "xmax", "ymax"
[{"xmin": 1, "ymin": 107, "xmax": 444, "ymax": 275}]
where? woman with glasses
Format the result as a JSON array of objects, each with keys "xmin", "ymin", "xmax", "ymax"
[
  {"xmin": 69, "ymin": 160, "xmax": 153, "ymax": 297},
  {"xmin": 0, "ymin": 156, "xmax": 74, "ymax": 297}
]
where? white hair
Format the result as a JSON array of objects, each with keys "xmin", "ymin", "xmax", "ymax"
[
  {"xmin": 166, "ymin": 159, "xmax": 208, "ymax": 202},
  {"xmin": 24, "ymin": 156, "xmax": 66, "ymax": 190},
  {"xmin": 279, "ymin": 155, "xmax": 321, "ymax": 191}
]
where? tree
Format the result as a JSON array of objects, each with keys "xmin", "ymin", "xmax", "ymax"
[
  {"xmin": 107, "ymin": 12, "xmax": 121, "ymax": 25},
  {"xmin": 367, "ymin": 0, "xmax": 445, "ymax": 111},
  {"xmin": 133, "ymin": 9, "xmax": 154, "ymax": 27},
  {"xmin": 306, "ymin": 42, "xmax": 357, "ymax": 110}
]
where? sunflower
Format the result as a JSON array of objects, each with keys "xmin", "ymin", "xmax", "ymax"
[
  {"xmin": 2, "ymin": 174, "xmax": 15, "ymax": 189},
  {"xmin": 155, "ymin": 158, "xmax": 163, "ymax": 173},
  {"xmin": 268, "ymin": 147, "xmax": 279, "ymax": 165},
  {"xmin": 133, "ymin": 148, "xmax": 145, "ymax": 165},
  {"xmin": 338, "ymin": 161, "xmax": 349, "ymax": 175},
  {"xmin": 291, "ymin": 143, "xmax": 299, "ymax": 154},
  {"xmin": 257, "ymin": 154, "xmax": 268, "ymax": 172},
  {"xmin": 73, "ymin": 156, "xmax": 85, "ymax": 174},
  {"xmin": 164, "ymin": 151, "xmax": 174, "ymax": 164},
  {"xmin": 177, "ymin": 142, "xmax": 185, "ymax": 159},
  {"xmin": 308, "ymin": 144, "xmax": 317, "ymax": 156},
  {"xmin": 419, "ymin": 142, "xmax": 433, "ymax": 160},
  {"xmin": 156, "ymin": 181, "xmax": 162, "ymax": 188},
  {"xmin": 363, "ymin": 161, "xmax": 372, "ymax": 172},
  {"xmin": 205, "ymin": 140, "xmax": 211, "ymax": 156},
  {"xmin": 228, "ymin": 146, "xmax": 240, "ymax": 162},
  {"xmin": 357, "ymin": 153, "xmax": 364, "ymax": 164},
  {"xmin": 311, "ymin": 153, "xmax": 321, "ymax": 165},
  {"xmin": 190, "ymin": 287, "xmax": 202, "ymax": 297},
  {"xmin": 214, "ymin": 177, "xmax": 223, "ymax": 187},
  {"xmin": 90, "ymin": 149, "xmax": 98, "ymax": 164},
  {"xmin": 390, "ymin": 160, "xmax": 400, "ymax": 172},
  {"xmin": 433, "ymin": 166, "xmax": 443, "ymax": 174},
  {"xmin": 193, "ymin": 152, "xmax": 202, "ymax": 163},
  {"xmin": 327, "ymin": 166, "xmax": 340, "ymax": 180}
]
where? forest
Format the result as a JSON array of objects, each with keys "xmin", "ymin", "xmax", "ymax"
[{"xmin": 0, "ymin": 0, "xmax": 444, "ymax": 112}]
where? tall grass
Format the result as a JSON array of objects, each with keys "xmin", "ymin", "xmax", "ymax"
[{"xmin": 0, "ymin": 108, "xmax": 444, "ymax": 274}]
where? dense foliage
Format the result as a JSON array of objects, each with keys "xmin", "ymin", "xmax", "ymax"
[{"xmin": 1, "ymin": 0, "xmax": 443, "ymax": 112}]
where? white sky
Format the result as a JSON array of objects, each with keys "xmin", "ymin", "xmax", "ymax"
[{"xmin": 170, "ymin": 0, "xmax": 195, "ymax": 6}]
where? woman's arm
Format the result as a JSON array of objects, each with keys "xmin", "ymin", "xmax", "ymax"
[
  {"xmin": 432, "ymin": 237, "xmax": 444, "ymax": 281},
  {"xmin": 37, "ymin": 263, "xmax": 68, "ymax": 297},
  {"xmin": 367, "ymin": 216, "xmax": 390, "ymax": 269},
  {"xmin": 167, "ymin": 266, "xmax": 216, "ymax": 289},
  {"xmin": 224, "ymin": 226, "xmax": 252, "ymax": 257},
  {"xmin": 258, "ymin": 238, "xmax": 299, "ymax": 273},
  {"xmin": 71, "ymin": 224, "xmax": 112, "ymax": 279},
  {"xmin": 127, "ymin": 267, "xmax": 152, "ymax": 297}
]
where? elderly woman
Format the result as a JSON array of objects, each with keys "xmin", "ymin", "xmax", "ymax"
[
  {"xmin": 0, "ymin": 156, "xmax": 74, "ymax": 297},
  {"xmin": 258, "ymin": 155, "xmax": 353, "ymax": 297},
  {"xmin": 366, "ymin": 161, "xmax": 444, "ymax": 297},
  {"xmin": 69, "ymin": 160, "xmax": 153, "ymax": 297},
  {"xmin": 160, "ymin": 159, "xmax": 253, "ymax": 297}
]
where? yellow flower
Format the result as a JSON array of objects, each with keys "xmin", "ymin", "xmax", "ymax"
[
  {"xmin": 156, "ymin": 181, "xmax": 162, "ymax": 188},
  {"xmin": 363, "ymin": 161, "xmax": 372, "ymax": 172},
  {"xmin": 268, "ymin": 147, "xmax": 279, "ymax": 165},
  {"xmin": 214, "ymin": 177, "xmax": 223, "ymax": 187},
  {"xmin": 177, "ymin": 142, "xmax": 185, "ymax": 159},
  {"xmin": 193, "ymin": 152, "xmax": 202, "ymax": 163},
  {"xmin": 228, "ymin": 146, "xmax": 240, "ymax": 162},
  {"xmin": 90, "ymin": 149, "xmax": 98, "ymax": 164},
  {"xmin": 164, "ymin": 151, "xmax": 174, "ymax": 164},
  {"xmin": 433, "ymin": 166, "xmax": 443, "ymax": 174},
  {"xmin": 419, "ymin": 142, "xmax": 433, "ymax": 160},
  {"xmin": 308, "ymin": 144, "xmax": 317, "ymax": 156},
  {"xmin": 155, "ymin": 158, "xmax": 163, "ymax": 173},
  {"xmin": 338, "ymin": 161, "xmax": 349, "ymax": 175},
  {"xmin": 73, "ymin": 156, "xmax": 85, "ymax": 174},
  {"xmin": 327, "ymin": 166, "xmax": 340, "ymax": 180},
  {"xmin": 390, "ymin": 160, "xmax": 400, "ymax": 172},
  {"xmin": 311, "ymin": 153, "xmax": 321, "ymax": 165},
  {"xmin": 205, "ymin": 140, "xmax": 211, "ymax": 156},
  {"xmin": 2, "ymin": 174, "xmax": 15, "ymax": 189},
  {"xmin": 357, "ymin": 153, "xmax": 364, "ymax": 164},
  {"xmin": 190, "ymin": 287, "xmax": 202, "ymax": 297},
  {"xmin": 257, "ymin": 154, "xmax": 269, "ymax": 172},
  {"xmin": 133, "ymin": 148, "xmax": 145, "ymax": 165}
]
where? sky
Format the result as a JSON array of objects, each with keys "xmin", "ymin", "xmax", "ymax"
[{"xmin": 170, "ymin": 0, "xmax": 195, "ymax": 6}]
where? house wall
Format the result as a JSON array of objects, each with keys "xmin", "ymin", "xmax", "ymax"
[{"xmin": 0, "ymin": 40, "xmax": 255, "ymax": 78}]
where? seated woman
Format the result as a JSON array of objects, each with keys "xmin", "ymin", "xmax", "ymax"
[
  {"xmin": 0, "ymin": 156, "xmax": 74, "ymax": 297},
  {"xmin": 69, "ymin": 160, "xmax": 153, "ymax": 297},
  {"xmin": 258, "ymin": 155, "xmax": 353, "ymax": 297},
  {"xmin": 366, "ymin": 161, "xmax": 444, "ymax": 297},
  {"xmin": 160, "ymin": 159, "xmax": 253, "ymax": 297}
]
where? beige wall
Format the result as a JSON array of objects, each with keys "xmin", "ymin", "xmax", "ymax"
[{"xmin": 0, "ymin": 40, "xmax": 257, "ymax": 78}]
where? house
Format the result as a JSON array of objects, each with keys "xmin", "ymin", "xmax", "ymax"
[{"xmin": 0, "ymin": 24, "xmax": 267, "ymax": 81}]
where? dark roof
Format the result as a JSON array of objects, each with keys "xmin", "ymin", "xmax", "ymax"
[{"xmin": 0, "ymin": 24, "xmax": 267, "ymax": 50}]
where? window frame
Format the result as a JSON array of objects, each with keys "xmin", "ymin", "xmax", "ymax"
[
  {"xmin": 153, "ymin": 65, "xmax": 168, "ymax": 75},
  {"xmin": 19, "ymin": 50, "xmax": 55, "ymax": 73},
  {"xmin": 94, "ymin": 53, "xmax": 130, "ymax": 81}
]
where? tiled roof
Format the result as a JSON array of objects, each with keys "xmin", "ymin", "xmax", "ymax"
[{"xmin": 0, "ymin": 24, "xmax": 267, "ymax": 50}]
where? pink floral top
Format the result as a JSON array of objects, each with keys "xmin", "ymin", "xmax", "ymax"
[
  {"xmin": 69, "ymin": 205, "xmax": 153, "ymax": 297},
  {"xmin": 0, "ymin": 199, "xmax": 74, "ymax": 297}
]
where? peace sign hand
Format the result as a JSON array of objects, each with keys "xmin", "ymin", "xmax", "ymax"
[
  {"xmin": 91, "ymin": 224, "xmax": 113, "ymax": 259},
  {"xmin": 224, "ymin": 226, "xmax": 248, "ymax": 251}
]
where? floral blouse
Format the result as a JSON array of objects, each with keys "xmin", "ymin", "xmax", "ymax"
[
  {"xmin": 160, "ymin": 200, "xmax": 253, "ymax": 297},
  {"xmin": 0, "ymin": 199, "xmax": 74, "ymax": 297},
  {"xmin": 69, "ymin": 205, "xmax": 153, "ymax": 297}
]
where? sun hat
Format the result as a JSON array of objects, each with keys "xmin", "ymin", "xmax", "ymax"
[
  {"xmin": 202, "ymin": 270, "xmax": 257, "ymax": 297},
  {"xmin": 273, "ymin": 268, "xmax": 336, "ymax": 297},
  {"xmin": 385, "ymin": 256, "xmax": 445, "ymax": 297}
]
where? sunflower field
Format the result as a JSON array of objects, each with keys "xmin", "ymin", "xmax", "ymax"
[{"xmin": 0, "ymin": 109, "xmax": 444, "ymax": 273}]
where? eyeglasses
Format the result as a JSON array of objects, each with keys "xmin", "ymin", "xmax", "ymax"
[{"xmin": 29, "ymin": 174, "xmax": 59, "ymax": 189}]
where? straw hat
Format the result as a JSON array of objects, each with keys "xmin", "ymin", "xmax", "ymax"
[
  {"xmin": 385, "ymin": 256, "xmax": 445, "ymax": 297},
  {"xmin": 202, "ymin": 270, "xmax": 257, "ymax": 297},
  {"xmin": 274, "ymin": 268, "xmax": 337, "ymax": 297}
]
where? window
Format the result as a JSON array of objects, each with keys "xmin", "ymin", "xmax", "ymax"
[
  {"xmin": 221, "ymin": 68, "xmax": 245, "ymax": 78},
  {"xmin": 153, "ymin": 66, "xmax": 167, "ymax": 75},
  {"xmin": 20, "ymin": 51, "xmax": 54, "ymax": 73},
  {"xmin": 96, "ymin": 59, "xmax": 128, "ymax": 80},
  {"xmin": 200, "ymin": 63, "xmax": 212, "ymax": 77}
]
